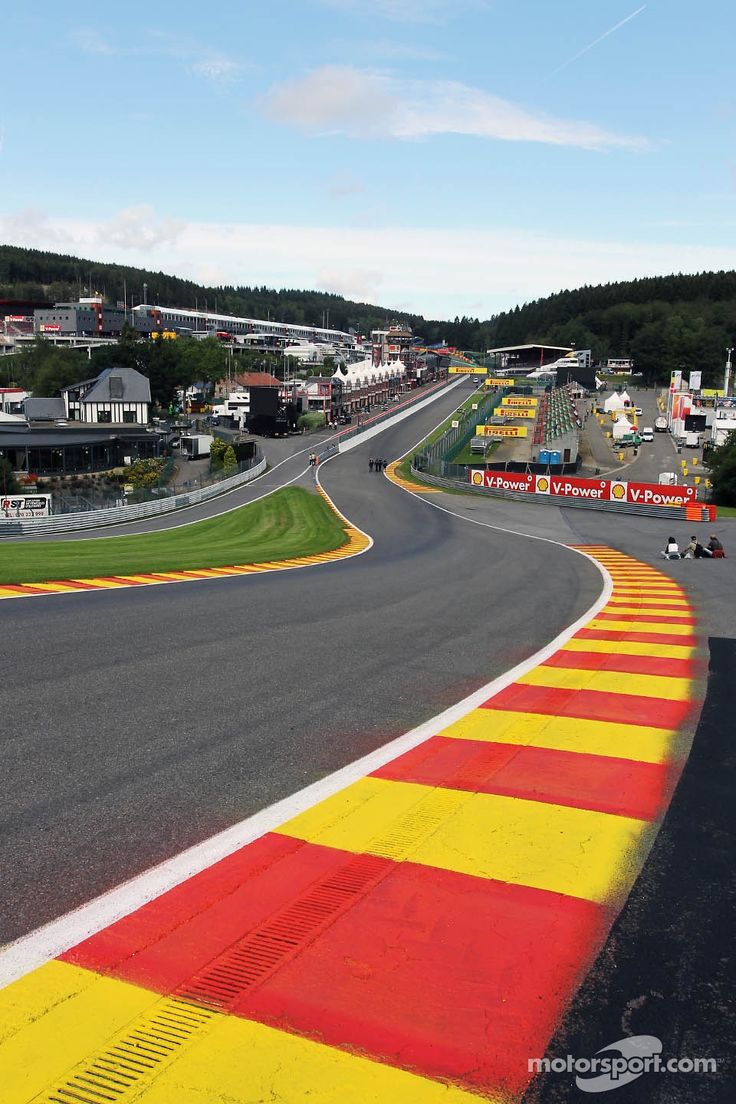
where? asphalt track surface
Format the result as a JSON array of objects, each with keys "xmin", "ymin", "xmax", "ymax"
[{"xmin": 0, "ymin": 383, "xmax": 603, "ymax": 944}]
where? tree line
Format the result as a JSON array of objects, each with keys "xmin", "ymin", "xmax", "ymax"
[
  {"xmin": 0, "ymin": 245, "xmax": 420, "ymax": 338},
  {"xmin": 1, "ymin": 331, "xmax": 240, "ymax": 407},
  {"xmin": 2, "ymin": 245, "xmax": 736, "ymax": 385}
]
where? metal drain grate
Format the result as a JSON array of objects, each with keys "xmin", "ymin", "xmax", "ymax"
[
  {"xmin": 43, "ymin": 998, "xmax": 216, "ymax": 1103},
  {"xmin": 40, "ymin": 831, "xmax": 427, "ymax": 1099},
  {"xmin": 368, "ymin": 788, "xmax": 463, "ymax": 862},
  {"xmin": 176, "ymin": 853, "xmax": 388, "ymax": 1009}
]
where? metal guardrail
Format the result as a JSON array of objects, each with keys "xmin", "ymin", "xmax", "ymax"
[
  {"xmin": 0, "ymin": 456, "xmax": 267, "ymax": 537},
  {"xmin": 410, "ymin": 465, "xmax": 711, "ymax": 521},
  {"xmin": 418, "ymin": 390, "xmax": 502, "ymax": 472}
]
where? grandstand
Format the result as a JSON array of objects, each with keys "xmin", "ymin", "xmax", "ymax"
[
  {"xmin": 130, "ymin": 304, "xmax": 356, "ymax": 350},
  {"xmin": 532, "ymin": 384, "xmax": 581, "ymax": 464}
]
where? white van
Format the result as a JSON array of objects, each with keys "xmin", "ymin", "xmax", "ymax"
[{"xmin": 641, "ymin": 427, "xmax": 654, "ymax": 442}]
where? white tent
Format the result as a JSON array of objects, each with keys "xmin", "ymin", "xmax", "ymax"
[
  {"xmin": 612, "ymin": 415, "xmax": 634, "ymax": 440},
  {"xmin": 604, "ymin": 393, "xmax": 626, "ymax": 412},
  {"xmin": 620, "ymin": 389, "xmax": 632, "ymax": 405}
]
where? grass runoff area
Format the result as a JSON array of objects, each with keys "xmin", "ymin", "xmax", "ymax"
[
  {"xmin": 395, "ymin": 384, "xmax": 492, "ymax": 484},
  {"xmin": 0, "ymin": 487, "xmax": 348, "ymax": 585}
]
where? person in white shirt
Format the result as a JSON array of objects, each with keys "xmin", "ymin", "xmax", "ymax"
[{"xmin": 661, "ymin": 537, "xmax": 680, "ymax": 560}]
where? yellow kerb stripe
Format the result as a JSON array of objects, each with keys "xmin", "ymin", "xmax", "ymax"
[
  {"xmin": 563, "ymin": 638, "xmax": 695, "ymax": 660},
  {"xmin": 518, "ymin": 665, "xmax": 691, "ymax": 701},
  {"xmin": 440, "ymin": 707, "xmax": 678, "ymax": 763},
  {"xmin": 0, "ymin": 961, "xmax": 154, "ymax": 1103},
  {"xmin": 606, "ymin": 597, "xmax": 691, "ymax": 607},
  {"xmin": 276, "ymin": 776, "xmax": 651, "ymax": 903},
  {"xmin": 587, "ymin": 618, "xmax": 694, "ymax": 636},
  {"xmin": 599, "ymin": 605, "xmax": 692, "ymax": 618},
  {"xmin": 141, "ymin": 1005, "xmax": 484, "ymax": 1104}
]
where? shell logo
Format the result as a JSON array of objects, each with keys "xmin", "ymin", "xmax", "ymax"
[
  {"xmin": 611, "ymin": 482, "xmax": 627, "ymax": 501},
  {"xmin": 536, "ymin": 476, "xmax": 549, "ymax": 493},
  {"xmin": 472, "ymin": 471, "xmax": 484, "ymax": 485}
]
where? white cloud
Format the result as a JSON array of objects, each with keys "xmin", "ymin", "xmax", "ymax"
[
  {"xmin": 190, "ymin": 51, "xmax": 242, "ymax": 83},
  {"xmin": 268, "ymin": 66, "xmax": 399, "ymax": 134},
  {"xmin": 1, "ymin": 206, "xmax": 734, "ymax": 321},
  {"xmin": 69, "ymin": 29, "xmax": 115, "ymax": 54},
  {"xmin": 316, "ymin": 267, "xmax": 385, "ymax": 301},
  {"xmin": 98, "ymin": 205, "xmax": 185, "ymax": 251},
  {"xmin": 0, "ymin": 208, "xmax": 66, "ymax": 245},
  {"xmin": 68, "ymin": 27, "xmax": 242, "ymax": 84},
  {"xmin": 266, "ymin": 66, "xmax": 649, "ymax": 151}
]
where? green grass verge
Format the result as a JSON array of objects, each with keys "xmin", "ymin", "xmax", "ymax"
[
  {"xmin": 0, "ymin": 487, "xmax": 348, "ymax": 585},
  {"xmin": 713, "ymin": 504, "xmax": 736, "ymax": 517},
  {"xmin": 449, "ymin": 440, "xmax": 500, "ymax": 465}
]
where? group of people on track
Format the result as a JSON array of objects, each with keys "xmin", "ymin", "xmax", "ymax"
[
  {"xmin": 369, "ymin": 458, "xmax": 388, "ymax": 472},
  {"xmin": 661, "ymin": 534, "xmax": 726, "ymax": 560}
]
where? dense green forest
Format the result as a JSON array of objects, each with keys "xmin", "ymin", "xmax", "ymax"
[
  {"xmin": 2, "ymin": 246, "xmax": 735, "ymax": 385},
  {"xmin": 476, "ymin": 271, "xmax": 736, "ymax": 385},
  {"xmin": 0, "ymin": 245, "xmax": 419, "ymax": 337}
]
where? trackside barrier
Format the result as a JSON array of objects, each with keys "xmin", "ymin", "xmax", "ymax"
[
  {"xmin": 410, "ymin": 465, "xmax": 715, "ymax": 521},
  {"xmin": 0, "ymin": 456, "xmax": 267, "ymax": 537}
]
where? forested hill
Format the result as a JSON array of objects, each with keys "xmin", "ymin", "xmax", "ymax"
[
  {"xmin": 476, "ymin": 271, "xmax": 736, "ymax": 384},
  {"xmin": 2, "ymin": 245, "xmax": 735, "ymax": 383},
  {"xmin": 0, "ymin": 245, "xmax": 421, "ymax": 336}
]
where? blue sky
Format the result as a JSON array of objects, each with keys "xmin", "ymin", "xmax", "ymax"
[{"xmin": 1, "ymin": 0, "xmax": 734, "ymax": 319}]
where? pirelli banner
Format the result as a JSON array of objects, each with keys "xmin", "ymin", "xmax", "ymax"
[
  {"xmin": 497, "ymin": 405, "xmax": 537, "ymax": 419},
  {"xmin": 448, "ymin": 366, "xmax": 486, "ymax": 375},
  {"xmin": 485, "ymin": 377, "xmax": 515, "ymax": 387},
  {"xmin": 475, "ymin": 424, "xmax": 528, "ymax": 438},
  {"xmin": 503, "ymin": 396, "xmax": 538, "ymax": 407},
  {"xmin": 469, "ymin": 471, "xmax": 697, "ymax": 507}
]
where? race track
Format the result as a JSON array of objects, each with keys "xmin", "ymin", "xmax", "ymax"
[{"xmin": 0, "ymin": 385, "xmax": 601, "ymax": 942}]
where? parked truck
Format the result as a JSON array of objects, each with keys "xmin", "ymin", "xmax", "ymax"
[
  {"xmin": 654, "ymin": 416, "xmax": 668, "ymax": 432},
  {"xmin": 179, "ymin": 434, "xmax": 214, "ymax": 460},
  {"xmin": 685, "ymin": 432, "xmax": 700, "ymax": 448}
]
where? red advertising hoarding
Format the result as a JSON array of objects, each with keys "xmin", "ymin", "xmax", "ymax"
[
  {"xmin": 470, "ymin": 471, "xmax": 533, "ymax": 493},
  {"xmin": 470, "ymin": 471, "xmax": 696, "ymax": 507}
]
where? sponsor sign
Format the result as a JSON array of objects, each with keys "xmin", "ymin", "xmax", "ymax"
[
  {"xmin": 475, "ymin": 424, "xmax": 528, "ymax": 437},
  {"xmin": 1, "ymin": 494, "xmax": 52, "ymax": 519},
  {"xmin": 468, "ymin": 472, "xmax": 697, "ymax": 507},
  {"xmin": 703, "ymin": 388, "xmax": 724, "ymax": 398},
  {"xmin": 486, "ymin": 377, "xmax": 514, "ymax": 387},
  {"xmin": 503, "ymin": 396, "xmax": 538, "ymax": 407},
  {"xmin": 497, "ymin": 406, "xmax": 536, "ymax": 419},
  {"xmin": 448, "ymin": 366, "xmax": 479, "ymax": 375},
  {"xmin": 40, "ymin": 324, "xmax": 61, "ymax": 333},
  {"xmin": 624, "ymin": 480, "xmax": 696, "ymax": 506},
  {"xmin": 670, "ymin": 370, "xmax": 683, "ymax": 392},
  {"xmin": 689, "ymin": 370, "xmax": 702, "ymax": 391},
  {"xmin": 470, "ymin": 470, "xmax": 534, "ymax": 492}
]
